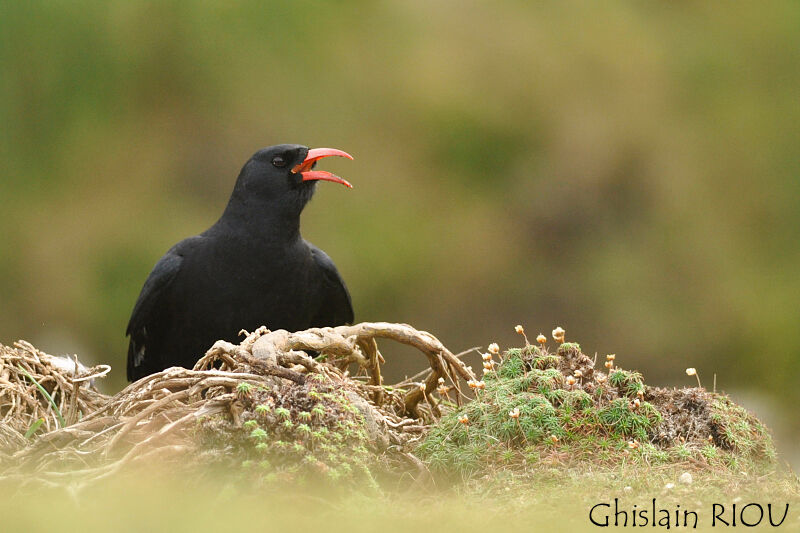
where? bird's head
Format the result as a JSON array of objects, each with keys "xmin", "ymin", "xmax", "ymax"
[{"xmin": 229, "ymin": 144, "xmax": 353, "ymax": 216}]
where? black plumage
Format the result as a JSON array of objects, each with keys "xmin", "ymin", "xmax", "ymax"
[{"xmin": 126, "ymin": 144, "xmax": 354, "ymax": 381}]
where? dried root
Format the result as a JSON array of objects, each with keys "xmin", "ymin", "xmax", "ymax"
[
  {"xmin": 0, "ymin": 340, "xmax": 109, "ymax": 452},
  {"xmin": 0, "ymin": 322, "xmax": 476, "ymax": 488}
]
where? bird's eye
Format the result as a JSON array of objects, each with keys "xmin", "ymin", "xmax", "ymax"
[{"xmin": 271, "ymin": 156, "xmax": 287, "ymax": 168}]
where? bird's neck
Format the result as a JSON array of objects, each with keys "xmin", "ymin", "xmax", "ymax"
[{"xmin": 216, "ymin": 195, "xmax": 303, "ymax": 244}]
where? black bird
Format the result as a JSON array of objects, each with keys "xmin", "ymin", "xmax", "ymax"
[{"xmin": 126, "ymin": 144, "xmax": 354, "ymax": 381}]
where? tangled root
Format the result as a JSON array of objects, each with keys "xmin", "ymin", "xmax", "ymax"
[
  {"xmin": 0, "ymin": 340, "xmax": 109, "ymax": 453},
  {"xmin": 0, "ymin": 323, "xmax": 476, "ymax": 488}
]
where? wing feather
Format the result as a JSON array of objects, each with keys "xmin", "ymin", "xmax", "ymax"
[
  {"xmin": 309, "ymin": 245, "xmax": 354, "ymax": 326},
  {"xmin": 126, "ymin": 251, "xmax": 183, "ymax": 380}
]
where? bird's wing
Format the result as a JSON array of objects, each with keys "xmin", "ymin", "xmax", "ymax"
[
  {"xmin": 309, "ymin": 245, "xmax": 354, "ymax": 326},
  {"xmin": 126, "ymin": 250, "xmax": 183, "ymax": 380}
]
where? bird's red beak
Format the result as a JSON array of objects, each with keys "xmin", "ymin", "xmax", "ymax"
[{"xmin": 292, "ymin": 148, "xmax": 354, "ymax": 188}]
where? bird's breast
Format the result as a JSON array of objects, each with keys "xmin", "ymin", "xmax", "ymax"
[{"xmin": 174, "ymin": 239, "xmax": 322, "ymax": 332}]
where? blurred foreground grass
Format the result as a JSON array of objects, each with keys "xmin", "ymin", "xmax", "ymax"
[{"xmin": 2, "ymin": 464, "xmax": 797, "ymax": 533}]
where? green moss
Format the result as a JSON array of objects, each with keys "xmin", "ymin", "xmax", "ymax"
[
  {"xmin": 417, "ymin": 340, "xmax": 775, "ymax": 481},
  {"xmin": 608, "ymin": 369, "xmax": 645, "ymax": 397},
  {"xmin": 597, "ymin": 398, "xmax": 660, "ymax": 440},
  {"xmin": 709, "ymin": 396, "xmax": 776, "ymax": 465},
  {"xmin": 557, "ymin": 389, "xmax": 593, "ymax": 410},
  {"xmin": 249, "ymin": 428, "xmax": 268, "ymax": 440},
  {"xmin": 236, "ymin": 382, "xmax": 253, "ymax": 396},
  {"xmin": 497, "ymin": 353, "xmax": 526, "ymax": 379},
  {"xmin": 558, "ymin": 342, "xmax": 581, "ymax": 353},
  {"xmin": 196, "ymin": 378, "xmax": 379, "ymax": 490},
  {"xmin": 531, "ymin": 353, "xmax": 559, "ymax": 370}
]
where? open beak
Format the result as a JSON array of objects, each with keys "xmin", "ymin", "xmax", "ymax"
[{"xmin": 292, "ymin": 148, "xmax": 354, "ymax": 188}]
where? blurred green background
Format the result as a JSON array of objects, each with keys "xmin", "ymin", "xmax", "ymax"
[{"xmin": 1, "ymin": 2, "xmax": 798, "ymax": 463}]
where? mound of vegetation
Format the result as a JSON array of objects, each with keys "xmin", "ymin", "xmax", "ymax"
[
  {"xmin": 417, "ymin": 333, "xmax": 776, "ymax": 480},
  {"xmin": 0, "ymin": 324, "xmax": 780, "ymax": 493}
]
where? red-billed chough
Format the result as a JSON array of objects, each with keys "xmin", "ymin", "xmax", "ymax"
[{"xmin": 126, "ymin": 144, "xmax": 354, "ymax": 381}]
